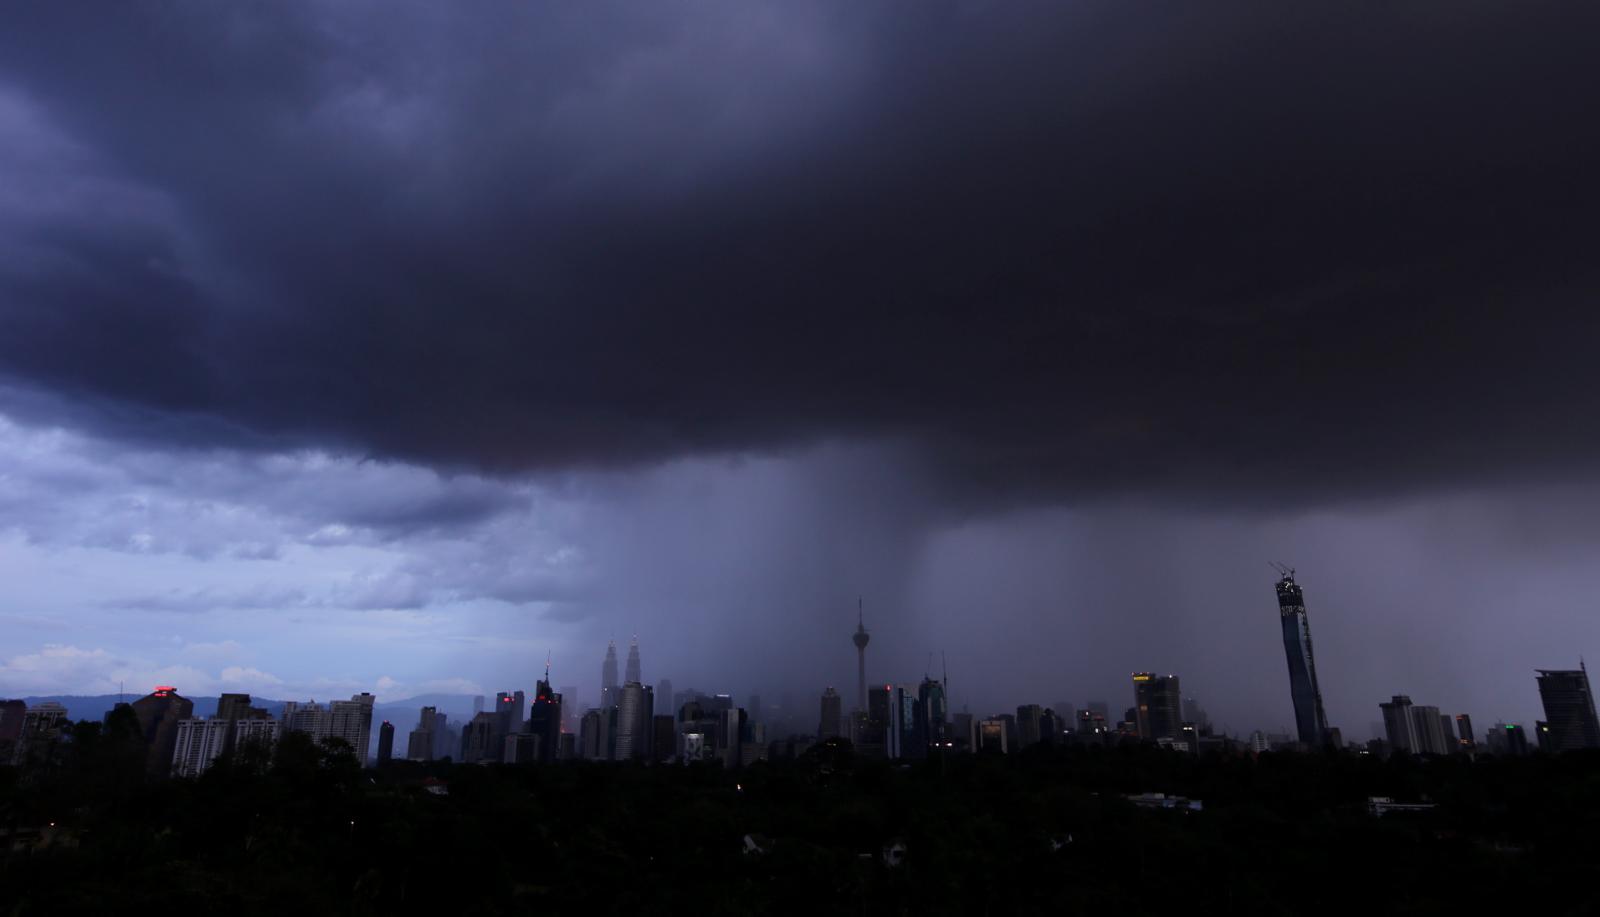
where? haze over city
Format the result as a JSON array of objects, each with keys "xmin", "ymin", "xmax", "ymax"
[{"xmin": 3, "ymin": 1, "xmax": 1599, "ymax": 739}]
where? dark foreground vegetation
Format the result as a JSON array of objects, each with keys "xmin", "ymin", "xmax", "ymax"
[{"xmin": 3, "ymin": 722, "xmax": 1599, "ymax": 916}]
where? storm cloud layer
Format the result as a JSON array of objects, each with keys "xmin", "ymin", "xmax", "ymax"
[
  {"xmin": 2, "ymin": 2, "xmax": 1597, "ymax": 505},
  {"xmin": 1, "ymin": 3, "xmax": 1597, "ymax": 732}
]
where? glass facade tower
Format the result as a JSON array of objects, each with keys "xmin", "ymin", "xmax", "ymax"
[{"xmin": 1276, "ymin": 570, "xmax": 1330, "ymax": 746}]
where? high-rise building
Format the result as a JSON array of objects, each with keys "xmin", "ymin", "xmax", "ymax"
[
  {"xmin": 1275, "ymin": 570, "xmax": 1330, "ymax": 747},
  {"xmin": 377, "ymin": 721, "xmax": 395, "ymax": 765},
  {"xmin": 852, "ymin": 600, "xmax": 871, "ymax": 714},
  {"xmin": 1535, "ymin": 665, "xmax": 1600, "ymax": 752},
  {"xmin": 579, "ymin": 710, "xmax": 605, "ymax": 760},
  {"xmin": 888, "ymin": 685, "xmax": 918, "ymax": 759},
  {"xmin": 282, "ymin": 694, "xmax": 376, "ymax": 762},
  {"xmin": 918, "ymin": 676, "xmax": 947, "ymax": 749},
  {"xmin": 1380, "ymin": 696, "xmax": 1418, "ymax": 753},
  {"xmin": 0, "ymin": 699, "xmax": 25, "ymax": 764},
  {"xmin": 615, "ymin": 682, "xmax": 653, "ymax": 760},
  {"xmin": 1455, "ymin": 714, "xmax": 1476, "ymax": 751},
  {"xmin": 601, "ymin": 640, "xmax": 620, "ymax": 709},
  {"xmin": 1016, "ymin": 705, "xmax": 1042, "ymax": 749},
  {"xmin": 1132, "ymin": 673, "xmax": 1182, "ymax": 742},
  {"xmin": 1379, "ymin": 696, "xmax": 1450, "ymax": 755},
  {"xmin": 132, "ymin": 686, "xmax": 195, "ymax": 778},
  {"xmin": 495, "ymin": 691, "xmax": 523, "ymax": 737},
  {"xmin": 818, "ymin": 687, "xmax": 843, "ymax": 740},
  {"xmin": 172, "ymin": 717, "xmax": 278, "ymax": 777},
  {"xmin": 651, "ymin": 714, "xmax": 676, "ymax": 763},
  {"xmin": 978, "ymin": 718, "xmax": 1008, "ymax": 753},
  {"xmin": 527, "ymin": 666, "xmax": 563, "ymax": 764},
  {"xmin": 407, "ymin": 706, "xmax": 439, "ymax": 761},
  {"xmin": 625, "ymin": 635, "xmax": 642, "ymax": 685},
  {"xmin": 461, "ymin": 712, "xmax": 500, "ymax": 763}
]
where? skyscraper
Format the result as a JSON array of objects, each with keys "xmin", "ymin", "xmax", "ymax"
[
  {"xmin": 377, "ymin": 721, "xmax": 395, "ymax": 765},
  {"xmin": 528, "ymin": 663, "xmax": 563, "ymax": 764},
  {"xmin": 407, "ymin": 706, "xmax": 438, "ymax": 761},
  {"xmin": 1275, "ymin": 569, "xmax": 1330, "ymax": 747},
  {"xmin": 1455, "ymin": 714, "xmax": 1476, "ymax": 751},
  {"xmin": 819, "ymin": 687, "xmax": 842, "ymax": 739},
  {"xmin": 1132, "ymin": 673, "xmax": 1182, "ymax": 741},
  {"xmin": 616, "ymin": 682, "xmax": 653, "ymax": 760},
  {"xmin": 601, "ymin": 640, "xmax": 620, "ymax": 709},
  {"xmin": 852, "ymin": 599, "xmax": 870, "ymax": 714},
  {"xmin": 1535, "ymin": 665, "xmax": 1600, "ymax": 752},
  {"xmin": 131, "ymin": 686, "xmax": 194, "ymax": 778},
  {"xmin": 625, "ymin": 635, "xmax": 642, "ymax": 684},
  {"xmin": 1016, "ymin": 704, "xmax": 1042, "ymax": 749}
]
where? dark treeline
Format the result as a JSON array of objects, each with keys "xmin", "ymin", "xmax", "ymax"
[{"xmin": 3, "ymin": 715, "xmax": 1599, "ymax": 915}]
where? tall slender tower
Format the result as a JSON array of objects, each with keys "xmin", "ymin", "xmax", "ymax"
[
  {"xmin": 625, "ymin": 634, "xmax": 642, "ymax": 684},
  {"xmin": 601, "ymin": 640, "xmax": 619, "ymax": 708},
  {"xmin": 1275, "ymin": 567, "xmax": 1330, "ymax": 746},
  {"xmin": 852, "ymin": 598, "xmax": 870, "ymax": 714}
]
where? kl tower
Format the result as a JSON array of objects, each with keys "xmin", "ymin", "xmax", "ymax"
[{"xmin": 852, "ymin": 598, "xmax": 870, "ymax": 713}]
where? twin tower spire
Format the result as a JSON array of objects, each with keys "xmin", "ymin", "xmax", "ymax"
[{"xmin": 601, "ymin": 635, "xmax": 641, "ymax": 708}]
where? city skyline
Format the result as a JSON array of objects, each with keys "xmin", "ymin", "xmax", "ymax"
[{"xmin": 1, "ymin": 3, "xmax": 1598, "ymax": 747}]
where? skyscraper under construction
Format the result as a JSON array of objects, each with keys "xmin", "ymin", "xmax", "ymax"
[{"xmin": 1275, "ymin": 567, "xmax": 1330, "ymax": 746}]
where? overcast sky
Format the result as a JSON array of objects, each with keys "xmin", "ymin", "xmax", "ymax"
[{"xmin": 1, "ymin": 2, "xmax": 1597, "ymax": 736}]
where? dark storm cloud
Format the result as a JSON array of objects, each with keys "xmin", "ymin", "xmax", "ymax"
[{"xmin": 1, "ymin": 2, "xmax": 1597, "ymax": 507}]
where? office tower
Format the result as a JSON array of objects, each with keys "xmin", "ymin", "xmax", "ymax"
[
  {"xmin": 1380, "ymin": 696, "xmax": 1418, "ymax": 753},
  {"xmin": 1535, "ymin": 665, "xmax": 1600, "ymax": 752},
  {"xmin": 461, "ymin": 712, "xmax": 500, "ymax": 763},
  {"xmin": 1016, "ymin": 705, "xmax": 1043, "ymax": 749},
  {"xmin": 503, "ymin": 732, "xmax": 542, "ymax": 763},
  {"xmin": 616, "ymin": 682, "xmax": 653, "ymax": 760},
  {"xmin": 407, "ymin": 706, "xmax": 438, "ymax": 761},
  {"xmin": 1454, "ymin": 714, "xmax": 1475, "ymax": 750},
  {"xmin": 1412, "ymin": 704, "xmax": 1448, "ymax": 755},
  {"xmin": 495, "ymin": 691, "xmax": 522, "ymax": 737},
  {"xmin": 432, "ymin": 712, "xmax": 454, "ymax": 760},
  {"xmin": 918, "ymin": 676, "xmax": 947, "ymax": 749},
  {"xmin": 1379, "ymin": 696, "xmax": 1448, "ymax": 755},
  {"xmin": 651, "ymin": 714, "xmax": 676, "ymax": 763},
  {"xmin": 952, "ymin": 711, "xmax": 975, "ymax": 752},
  {"xmin": 979, "ymin": 718, "xmax": 1008, "ymax": 753},
  {"xmin": 747, "ymin": 694, "xmax": 764, "ymax": 723},
  {"xmin": 1132, "ymin": 673, "xmax": 1182, "ymax": 741},
  {"xmin": 579, "ymin": 709, "xmax": 604, "ymax": 759},
  {"xmin": 1274, "ymin": 569, "xmax": 1331, "ymax": 747},
  {"xmin": 819, "ymin": 687, "xmax": 843, "ymax": 739},
  {"xmin": 852, "ymin": 599, "xmax": 871, "ymax": 714},
  {"xmin": 601, "ymin": 640, "xmax": 620, "ymax": 708},
  {"xmin": 1039, "ymin": 708, "xmax": 1060, "ymax": 746},
  {"xmin": 559, "ymin": 686, "xmax": 580, "ymax": 732},
  {"xmin": 710, "ymin": 693, "xmax": 733, "ymax": 714},
  {"xmin": 656, "ymin": 679, "xmax": 673, "ymax": 719},
  {"xmin": 1087, "ymin": 700, "xmax": 1110, "ymax": 722},
  {"xmin": 1438, "ymin": 714, "xmax": 1457, "ymax": 752},
  {"xmin": 718, "ymin": 706, "xmax": 744, "ymax": 767},
  {"xmin": 887, "ymin": 686, "xmax": 918, "ymax": 759},
  {"xmin": 625, "ymin": 635, "xmax": 642, "ymax": 684},
  {"xmin": 132, "ymin": 686, "xmax": 195, "ymax": 778},
  {"xmin": 377, "ymin": 721, "xmax": 395, "ymax": 765},
  {"xmin": 527, "ymin": 666, "xmax": 563, "ymax": 764},
  {"xmin": 473, "ymin": 695, "xmax": 486, "ymax": 715}
]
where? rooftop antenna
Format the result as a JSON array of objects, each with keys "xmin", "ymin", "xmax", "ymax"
[
  {"xmin": 942, "ymin": 651, "xmax": 948, "ymax": 690},
  {"xmin": 544, "ymin": 651, "xmax": 552, "ymax": 681},
  {"xmin": 1269, "ymin": 561, "xmax": 1294, "ymax": 579}
]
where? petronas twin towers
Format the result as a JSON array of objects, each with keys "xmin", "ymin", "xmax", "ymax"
[{"xmin": 601, "ymin": 635, "xmax": 643, "ymax": 708}]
